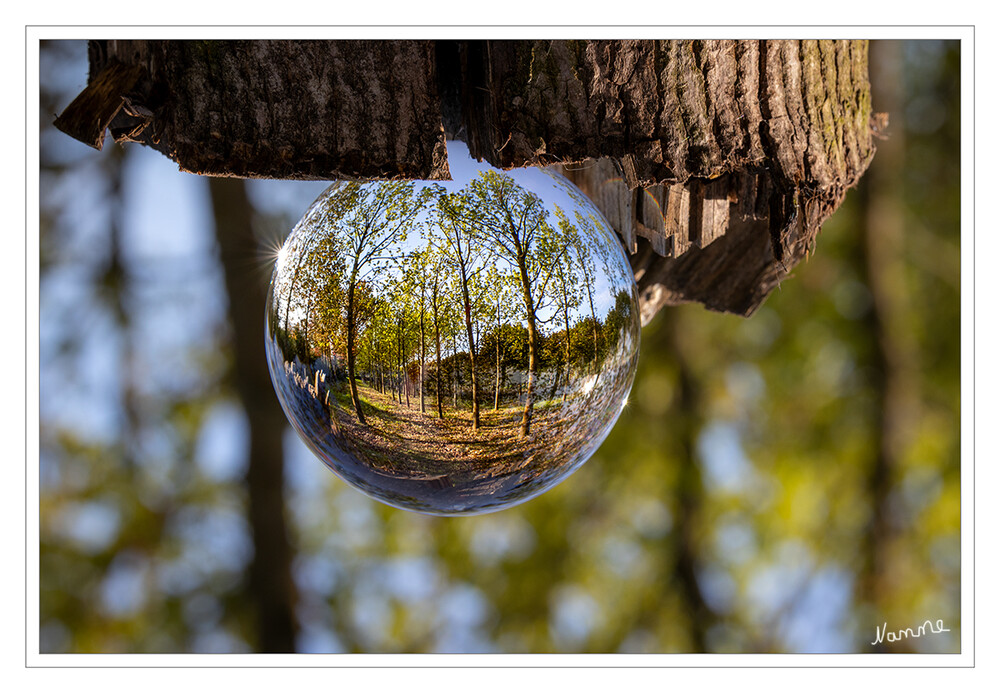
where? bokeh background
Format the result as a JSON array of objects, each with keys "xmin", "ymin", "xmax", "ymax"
[{"xmin": 37, "ymin": 39, "xmax": 961, "ymax": 654}]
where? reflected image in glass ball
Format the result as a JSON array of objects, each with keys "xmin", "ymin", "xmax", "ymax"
[{"xmin": 265, "ymin": 141, "xmax": 640, "ymax": 515}]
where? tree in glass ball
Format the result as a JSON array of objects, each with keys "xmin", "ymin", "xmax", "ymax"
[{"xmin": 265, "ymin": 143, "xmax": 640, "ymax": 515}]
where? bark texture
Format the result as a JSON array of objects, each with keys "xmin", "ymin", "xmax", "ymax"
[
  {"xmin": 57, "ymin": 40, "xmax": 450, "ymax": 181},
  {"xmin": 55, "ymin": 39, "xmax": 876, "ymax": 319},
  {"xmin": 549, "ymin": 40, "xmax": 876, "ymax": 319}
]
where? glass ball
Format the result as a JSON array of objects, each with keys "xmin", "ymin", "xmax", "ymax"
[{"xmin": 265, "ymin": 141, "xmax": 640, "ymax": 515}]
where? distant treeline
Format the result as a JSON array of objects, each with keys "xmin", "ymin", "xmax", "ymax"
[{"xmin": 272, "ymin": 287, "xmax": 633, "ymax": 412}]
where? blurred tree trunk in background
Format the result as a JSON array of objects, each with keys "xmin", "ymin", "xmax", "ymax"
[
  {"xmin": 101, "ymin": 144, "xmax": 142, "ymax": 476},
  {"xmin": 856, "ymin": 40, "xmax": 917, "ymax": 652},
  {"xmin": 208, "ymin": 178, "xmax": 298, "ymax": 652},
  {"xmin": 651, "ymin": 309, "xmax": 715, "ymax": 651}
]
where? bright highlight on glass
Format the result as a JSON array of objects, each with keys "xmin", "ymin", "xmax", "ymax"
[{"xmin": 265, "ymin": 142, "xmax": 640, "ymax": 515}]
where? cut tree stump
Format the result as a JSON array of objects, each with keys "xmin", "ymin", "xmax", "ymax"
[{"xmin": 54, "ymin": 39, "xmax": 878, "ymax": 322}]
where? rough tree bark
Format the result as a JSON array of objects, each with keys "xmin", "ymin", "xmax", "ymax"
[{"xmin": 55, "ymin": 39, "xmax": 876, "ymax": 321}]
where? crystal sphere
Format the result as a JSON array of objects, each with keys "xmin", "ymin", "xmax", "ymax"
[{"xmin": 265, "ymin": 141, "xmax": 640, "ymax": 515}]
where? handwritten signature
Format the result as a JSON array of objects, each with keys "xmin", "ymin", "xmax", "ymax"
[{"xmin": 872, "ymin": 619, "xmax": 950, "ymax": 645}]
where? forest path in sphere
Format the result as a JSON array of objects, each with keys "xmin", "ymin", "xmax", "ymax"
[{"xmin": 329, "ymin": 381, "xmax": 581, "ymax": 484}]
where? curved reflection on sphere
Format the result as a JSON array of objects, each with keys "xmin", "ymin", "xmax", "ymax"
[{"xmin": 265, "ymin": 141, "xmax": 640, "ymax": 515}]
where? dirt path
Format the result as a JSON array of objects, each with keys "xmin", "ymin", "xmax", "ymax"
[{"xmin": 328, "ymin": 383, "xmax": 565, "ymax": 481}]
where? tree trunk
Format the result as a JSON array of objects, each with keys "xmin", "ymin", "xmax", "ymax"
[
  {"xmin": 494, "ymin": 296, "xmax": 502, "ymax": 411},
  {"xmin": 395, "ymin": 318, "xmax": 402, "ymax": 404},
  {"xmin": 452, "ymin": 331, "xmax": 459, "ymax": 410},
  {"xmin": 419, "ymin": 290, "xmax": 426, "ymax": 414},
  {"xmin": 432, "ymin": 287, "xmax": 444, "ymax": 419},
  {"xmin": 553, "ymin": 40, "xmax": 877, "ymax": 320},
  {"xmin": 654, "ymin": 308, "xmax": 714, "ymax": 652},
  {"xmin": 561, "ymin": 285, "xmax": 571, "ymax": 402},
  {"xmin": 585, "ymin": 280, "xmax": 599, "ymax": 371},
  {"xmin": 402, "ymin": 316, "xmax": 410, "ymax": 409},
  {"xmin": 208, "ymin": 178, "xmax": 298, "ymax": 653},
  {"xmin": 460, "ymin": 276, "xmax": 480, "ymax": 430},
  {"xmin": 515, "ymin": 253, "xmax": 538, "ymax": 437},
  {"xmin": 57, "ymin": 40, "xmax": 449, "ymax": 181},
  {"xmin": 857, "ymin": 40, "xmax": 915, "ymax": 651},
  {"xmin": 345, "ymin": 279, "xmax": 366, "ymax": 425},
  {"xmin": 57, "ymin": 39, "xmax": 876, "ymax": 323}
]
